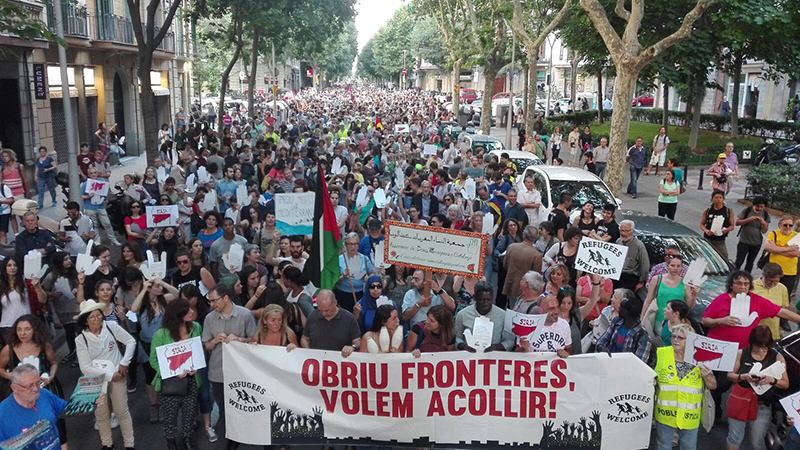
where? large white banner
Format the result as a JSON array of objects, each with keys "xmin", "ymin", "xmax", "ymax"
[
  {"xmin": 384, "ymin": 221, "xmax": 487, "ymax": 277},
  {"xmin": 223, "ymin": 343, "xmax": 656, "ymax": 449}
]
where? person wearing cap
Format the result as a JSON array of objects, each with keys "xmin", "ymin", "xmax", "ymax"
[
  {"xmin": 708, "ymin": 153, "xmax": 730, "ymax": 193},
  {"xmin": 74, "ymin": 299, "xmax": 137, "ymax": 450},
  {"xmin": 358, "ymin": 219, "xmax": 385, "ymax": 259}
]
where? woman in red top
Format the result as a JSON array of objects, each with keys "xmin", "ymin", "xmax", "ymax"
[
  {"xmin": 0, "ymin": 150, "xmax": 30, "ymax": 235},
  {"xmin": 124, "ymin": 200, "xmax": 149, "ymax": 252}
]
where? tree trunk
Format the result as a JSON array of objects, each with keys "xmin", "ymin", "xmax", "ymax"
[
  {"xmin": 521, "ymin": 62, "xmax": 529, "ymax": 122},
  {"xmin": 570, "ymin": 55, "xmax": 578, "ymax": 112},
  {"xmin": 730, "ymin": 51, "xmax": 743, "ymax": 138},
  {"xmin": 662, "ymin": 83, "xmax": 669, "ymax": 134},
  {"xmin": 138, "ymin": 53, "xmax": 159, "ymax": 163},
  {"xmin": 605, "ymin": 68, "xmax": 638, "ymax": 195},
  {"xmin": 688, "ymin": 85, "xmax": 704, "ymax": 150},
  {"xmin": 218, "ymin": 42, "xmax": 243, "ymax": 131},
  {"xmin": 480, "ymin": 64, "xmax": 497, "ymax": 135},
  {"xmin": 451, "ymin": 59, "xmax": 462, "ymax": 120},
  {"xmin": 525, "ymin": 53, "xmax": 537, "ymax": 137},
  {"xmin": 247, "ymin": 29, "xmax": 260, "ymax": 118},
  {"xmin": 684, "ymin": 89, "xmax": 693, "ymax": 128},
  {"xmin": 597, "ymin": 70, "xmax": 604, "ymax": 123}
]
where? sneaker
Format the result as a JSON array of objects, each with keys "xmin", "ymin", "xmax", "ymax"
[
  {"xmin": 127, "ymin": 383, "xmax": 137, "ymax": 393},
  {"xmin": 205, "ymin": 426, "xmax": 218, "ymax": 443},
  {"xmin": 149, "ymin": 404, "xmax": 160, "ymax": 423},
  {"xmin": 52, "ymin": 202, "xmax": 58, "ymax": 208},
  {"xmin": 110, "ymin": 413, "xmax": 119, "ymax": 429}
]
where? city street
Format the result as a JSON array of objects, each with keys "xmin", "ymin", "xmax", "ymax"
[{"xmin": 44, "ymin": 148, "xmax": 762, "ymax": 450}]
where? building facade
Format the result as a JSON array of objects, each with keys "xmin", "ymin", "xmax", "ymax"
[{"xmin": 0, "ymin": 0, "xmax": 194, "ymax": 175}]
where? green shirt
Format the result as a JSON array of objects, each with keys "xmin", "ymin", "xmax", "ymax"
[
  {"xmin": 658, "ymin": 180, "xmax": 679, "ymax": 204},
  {"xmin": 149, "ymin": 322, "xmax": 203, "ymax": 392}
]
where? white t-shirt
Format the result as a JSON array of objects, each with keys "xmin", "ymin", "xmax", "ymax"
[
  {"xmin": 0, "ymin": 291, "xmax": 31, "ymax": 327},
  {"xmin": 653, "ymin": 135, "xmax": 670, "ymax": 149},
  {"xmin": 279, "ymin": 256, "xmax": 306, "ymax": 271},
  {"xmin": 0, "ymin": 184, "xmax": 11, "ymax": 215},
  {"xmin": 526, "ymin": 318, "xmax": 572, "ymax": 352},
  {"xmin": 59, "ymin": 215, "xmax": 94, "ymax": 256}
]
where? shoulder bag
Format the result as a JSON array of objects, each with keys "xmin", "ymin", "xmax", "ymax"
[{"xmin": 756, "ymin": 231, "xmax": 776, "ymax": 270}]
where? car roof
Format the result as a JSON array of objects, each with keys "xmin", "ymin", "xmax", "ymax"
[
  {"xmin": 619, "ymin": 210, "xmax": 697, "ymax": 237},
  {"xmin": 469, "ymin": 134, "xmax": 501, "ymax": 142},
  {"xmin": 489, "ymin": 149, "xmax": 539, "ymax": 160},
  {"xmin": 526, "ymin": 166, "xmax": 607, "ymax": 182}
]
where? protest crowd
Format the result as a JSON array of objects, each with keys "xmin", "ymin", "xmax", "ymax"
[{"xmin": 0, "ymin": 85, "xmax": 799, "ymax": 450}]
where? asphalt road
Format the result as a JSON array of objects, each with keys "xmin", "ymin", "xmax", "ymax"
[{"xmin": 46, "ymin": 148, "xmax": 773, "ymax": 450}]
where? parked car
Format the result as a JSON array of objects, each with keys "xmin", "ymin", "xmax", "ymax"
[
  {"xmin": 460, "ymin": 88, "xmax": 479, "ymax": 104},
  {"xmin": 466, "ymin": 134, "xmax": 504, "ymax": 154},
  {"xmin": 488, "ymin": 149, "xmax": 543, "ymax": 174},
  {"xmin": 617, "ymin": 210, "xmax": 732, "ymax": 324},
  {"xmin": 514, "ymin": 166, "xmax": 621, "ymax": 224},
  {"xmin": 632, "ymin": 93, "xmax": 655, "ymax": 107},
  {"xmin": 443, "ymin": 124, "xmax": 476, "ymax": 141}
]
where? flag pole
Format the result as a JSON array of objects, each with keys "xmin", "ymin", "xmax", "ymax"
[{"xmin": 340, "ymin": 247, "xmax": 359, "ymax": 308}]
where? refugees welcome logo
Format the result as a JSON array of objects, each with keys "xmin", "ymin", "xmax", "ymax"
[{"xmin": 228, "ymin": 381, "xmax": 266, "ymax": 413}]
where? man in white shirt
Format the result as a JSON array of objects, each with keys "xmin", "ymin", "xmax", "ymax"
[
  {"xmin": 517, "ymin": 176, "xmax": 542, "ymax": 226},
  {"xmin": 517, "ymin": 295, "xmax": 572, "ymax": 357},
  {"xmin": 58, "ymin": 201, "xmax": 95, "ymax": 257},
  {"xmin": 593, "ymin": 138, "xmax": 610, "ymax": 179}
]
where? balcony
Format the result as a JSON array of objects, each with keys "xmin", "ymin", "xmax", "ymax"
[
  {"xmin": 46, "ymin": 1, "xmax": 90, "ymax": 39},
  {"xmin": 0, "ymin": 0, "xmax": 50, "ymax": 48},
  {"xmin": 96, "ymin": 13, "xmax": 133, "ymax": 45},
  {"xmin": 152, "ymin": 25, "xmax": 174, "ymax": 53}
]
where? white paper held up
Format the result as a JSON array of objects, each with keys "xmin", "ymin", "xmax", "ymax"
[
  {"xmin": 730, "ymin": 293, "xmax": 758, "ymax": 327},
  {"xmin": 222, "ymin": 243, "xmax": 244, "ymax": 273},
  {"xmin": 683, "ymin": 258, "xmax": 708, "ymax": 288},
  {"xmin": 23, "ymin": 250, "xmax": 48, "ymax": 280},
  {"xmin": 75, "ymin": 240, "xmax": 101, "ymax": 276}
]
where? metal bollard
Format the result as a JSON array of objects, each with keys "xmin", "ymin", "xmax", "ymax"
[
  {"xmin": 697, "ymin": 169, "xmax": 704, "ymax": 190},
  {"xmin": 684, "ymin": 165, "xmax": 689, "ymax": 185}
]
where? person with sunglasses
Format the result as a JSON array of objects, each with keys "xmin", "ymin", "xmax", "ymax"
[
  {"xmin": 354, "ymin": 275, "xmax": 396, "ymax": 333},
  {"xmin": 167, "ymin": 250, "xmax": 214, "ymax": 304},
  {"xmin": 763, "ymin": 215, "xmax": 800, "ymax": 295}
]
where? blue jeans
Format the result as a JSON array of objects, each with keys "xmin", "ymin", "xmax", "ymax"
[
  {"xmin": 627, "ymin": 166, "xmax": 642, "ymax": 195},
  {"xmin": 787, "ymin": 427, "xmax": 800, "ymax": 450},
  {"xmin": 655, "ymin": 421, "xmax": 698, "ymax": 450},
  {"xmin": 198, "ymin": 366, "xmax": 213, "ymax": 415},
  {"xmin": 727, "ymin": 404, "xmax": 771, "ymax": 450},
  {"xmin": 37, "ymin": 175, "xmax": 57, "ymax": 207}
]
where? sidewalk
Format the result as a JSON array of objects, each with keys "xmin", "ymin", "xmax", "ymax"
[{"xmin": 42, "ymin": 153, "xmax": 153, "ymax": 223}]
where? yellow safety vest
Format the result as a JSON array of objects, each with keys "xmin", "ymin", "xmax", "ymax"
[
  {"xmin": 654, "ymin": 346, "xmax": 703, "ymax": 430},
  {"xmin": 337, "ymin": 129, "xmax": 349, "ymax": 141}
]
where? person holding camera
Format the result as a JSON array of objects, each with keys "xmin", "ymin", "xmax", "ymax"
[{"xmin": 708, "ymin": 153, "xmax": 730, "ymax": 192}]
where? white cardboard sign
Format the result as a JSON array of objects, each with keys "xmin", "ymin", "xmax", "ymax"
[
  {"xmin": 155, "ymin": 336, "xmax": 206, "ymax": 379},
  {"xmin": 574, "ymin": 238, "xmax": 629, "ymax": 281},
  {"xmin": 685, "ymin": 332, "xmax": 737, "ymax": 372},
  {"xmin": 146, "ymin": 205, "xmax": 178, "ymax": 228},
  {"xmin": 780, "ymin": 391, "xmax": 800, "ymax": 433},
  {"xmin": 394, "ymin": 124, "xmax": 409, "ymax": 134},
  {"xmin": 385, "ymin": 221, "xmax": 486, "ymax": 277},
  {"xmin": 504, "ymin": 310, "xmax": 547, "ymax": 346},
  {"xmin": 423, "ymin": 144, "xmax": 438, "ymax": 156},
  {"xmin": 85, "ymin": 179, "xmax": 109, "ymax": 196}
]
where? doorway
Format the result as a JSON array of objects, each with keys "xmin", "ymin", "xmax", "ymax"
[
  {"xmin": 0, "ymin": 79, "xmax": 24, "ymax": 156},
  {"xmin": 113, "ymin": 73, "xmax": 126, "ymax": 136}
]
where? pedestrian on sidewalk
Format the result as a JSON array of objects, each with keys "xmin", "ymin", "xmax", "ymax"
[
  {"xmin": 593, "ymin": 138, "xmax": 609, "ymax": 179},
  {"xmin": 645, "ymin": 127, "xmax": 669, "ymax": 176},
  {"xmin": 625, "ymin": 137, "xmax": 646, "ymax": 199},
  {"xmin": 34, "ymin": 146, "xmax": 57, "ymax": 209},
  {"xmin": 700, "ymin": 190, "xmax": 735, "ymax": 261},
  {"xmin": 81, "ymin": 167, "xmax": 122, "ymax": 247},
  {"xmin": 734, "ymin": 196, "xmax": 770, "ymax": 272},
  {"xmin": 657, "ymin": 170, "xmax": 680, "ymax": 220}
]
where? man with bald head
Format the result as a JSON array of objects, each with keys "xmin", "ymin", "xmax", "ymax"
[{"xmin": 301, "ymin": 289, "xmax": 362, "ymax": 357}]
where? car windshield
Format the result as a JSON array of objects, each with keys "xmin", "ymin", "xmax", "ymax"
[
  {"xmin": 550, "ymin": 180, "xmax": 615, "ymax": 212},
  {"xmin": 636, "ymin": 235, "xmax": 731, "ymax": 276},
  {"xmin": 511, "ymin": 157, "xmax": 542, "ymax": 172}
]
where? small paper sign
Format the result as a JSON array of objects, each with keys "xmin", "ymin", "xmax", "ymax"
[
  {"xmin": 394, "ymin": 124, "xmax": 409, "ymax": 134},
  {"xmin": 156, "ymin": 166, "xmax": 168, "ymax": 184},
  {"xmin": 463, "ymin": 178, "xmax": 476, "ymax": 200},
  {"xmin": 504, "ymin": 311, "xmax": 547, "ymax": 346},
  {"xmin": 373, "ymin": 188, "xmax": 388, "ymax": 209},
  {"xmin": 60, "ymin": 375, "xmax": 107, "ymax": 417},
  {"xmin": 685, "ymin": 332, "xmax": 737, "ymax": 372},
  {"xmin": 574, "ymin": 238, "xmax": 629, "ymax": 281},
  {"xmin": 275, "ymin": 192, "xmax": 315, "ymax": 235},
  {"xmin": 155, "ymin": 336, "xmax": 206, "ymax": 379},
  {"xmin": 780, "ymin": 391, "xmax": 800, "ymax": 433},
  {"xmin": 423, "ymin": 144, "xmax": 438, "ymax": 156},
  {"xmin": 464, "ymin": 315, "xmax": 493, "ymax": 352},
  {"xmin": 85, "ymin": 179, "xmax": 109, "ymax": 196},
  {"xmin": 146, "ymin": 205, "xmax": 178, "ymax": 228},
  {"xmin": 235, "ymin": 183, "xmax": 249, "ymax": 206}
]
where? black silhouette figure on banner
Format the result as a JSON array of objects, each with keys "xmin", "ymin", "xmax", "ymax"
[
  {"xmin": 270, "ymin": 402, "xmax": 324, "ymax": 439},
  {"xmin": 540, "ymin": 411, "xmax": 602, "ymax": 449},
  {"xmin": 236, "ymin": 389, "xmax": 257, "ymax": 405}
]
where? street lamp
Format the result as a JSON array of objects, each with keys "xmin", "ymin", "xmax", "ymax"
[{"xmin": 402, "ymin": 50, "xmax": 407, "ymax": 88}]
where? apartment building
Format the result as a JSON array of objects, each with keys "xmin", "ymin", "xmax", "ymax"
[{"xmin": 0, "ymin": 0, "xmax": 195, "ymax": 170}]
